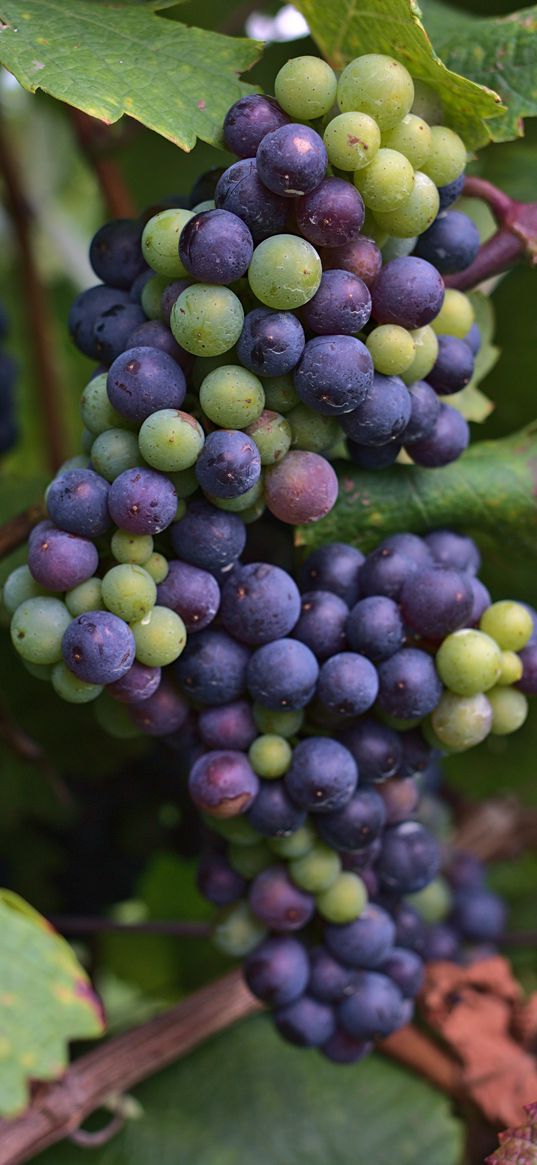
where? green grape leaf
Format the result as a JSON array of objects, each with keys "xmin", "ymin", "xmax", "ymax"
[
  {"xmin": 0, "ymin": 890, "xmax": 104, "ymax": 1116},
  {"xmin": 293, "ymin": 0, "xmax": 504, "ymax": 149},
  {"xmin": 445, "ymin": 292, "xmax": 499, "ymax": 423},
  {"xmin": 0, "ymin": 1, "xmax": 261, "ymax": 150},
  {"xmin": 39, "ymin": 1015, "xmax": 463, "ymax": 1165}
]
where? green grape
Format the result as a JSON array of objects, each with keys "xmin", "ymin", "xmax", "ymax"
[
  {"xmin": 191, "ymin": 199, "xmax": 215, "ymax": 213},
  {"xmin": 269, "ymin": 822, "xmax": 315, "ymax": 859},
  {"xmin": 203, "ymin": 814, "xmax": 260, "ymax": 846},
  {"xmin": 248, "ymin": 733, "xmax": 292, "ymax": 778},
  {"xmin": 275, "ymin": 55, "xmax": 337, "ymax": 120},
  {"xmin": 241, "ymin": 497, "xmax": 267, "ymax": 524},
  {"xmin": 141, "ymin": 274, "xmax": 169, "ymax": 320},
  {"xmin": 381, "ymin": 236, "xmax": 417, "ymax": 262},
  {"xmin": 374, "ymin": 170, "xmax": 440, "ymax": 237},
  {"xmin": 382, "ymin": 114, "xmax": 432, "ymax": 169},
  {"xmin": 288, "ymin": 405, "xmax": 340, "ymax": 453},
  {"xmin": 111, "ymin": 529, "xmax": 153, "ymax": 565},
  {"xmin": 487, "ymin": 686, "xmax": 528, "ymax": 735},
  {"xmin": 81, "ymin": 427, "xmax": 94, "ymax": 455},
  {"xmin": 51, "ymin": 661, "xmax": 102, "ymax": 704},
  {"xmin": 10, "ymin": 597, "xmax": 71, "ymax": 665},
  {"xmin": 141, "ymin": 208, "xmax": 193, "ymax": 278},
  {"xmin": 91, "ymin": 428, "xmax": 140, "ymax": 482},
  {"xmin": 432, "ymin": 289, "xmax": 475, "ymax": 340},
  {"xmin": 435, "ymin": 629, "xmax": 502, "ymax": 696},
  {"xmin": 167, "ymin": 465, "xmax": 199, "ymax": 499},
  {"xmin": 366, "ymin": 324, "xmax": 416, "ymax": 375},
  {"xmin": 262, "ymin": 376, "xmax": 300, "ymax": 415},
  {"xmin": 497, "ymin": 650, "xmax": 523, "ymax": 686},
  {"xmin": 143, "ymin": 552, "xmax": 169, "ymax": 585},
  {"xmin": 80, "ymin": 373, "xmax": 127, "ymax": 436},
  {"xmin": 2, "ymin": 565, "xmax": 45, "ymax": 614},
  {"xmin": 138, "ymin": 409, "xmax": 205, "ymax": 472},
  {"xmin": 228, "ymin": 841, "xmax": 272, "ymax": 880},
  {"xmin": 191, "ymin": 352, "xmax": 237, "ymax": 392},
  {"xmin": 337, "ymin": 54, "xmax": 414, "ymax": 130},
  {"xmin": 431, "ymin": 691, "xmax": 492, "ymax": 751},
  {"xmin": 171, "ymin": 284, "xmax": 244, "ymax": 357},
  {"xmin": 245, "ymin": 410, "xmax": 292, "ymax": 465},
  {"xmin": 323, "ymin": 111, "xmax": 381, "ymax": 171},
  {"xmin": 23, "ymin": 661, "xmax": 53, "ymax": 682},
  {"xmin": 253, "ymin": 705, "xmax": 304, "ymax": 737},
  {"xmin": 411, "ymin": 80, "xmax": 444, "ymax": 125},
  {"xmin": 480, "ymin": 601, "xmax": 534, "ymax": 652},
  {"xmin": 213, "ymin": 902, "xmax": 267, "ymax": 957},
  {"xmin": 131, "ymin": 605, "xmax": 186, "ymax": 666},
  {"xmin": 248, "ymin": 235, "xmax": 322, "ymax": 310},
  {"xmin": 316, "ymin": 872, "xmax": 367, "ymax": 924},
  {"xmin": 65, "ymin": 577, "xmax": 103, "ymax": 617},
  {"xmin": 210, "ymin": 478, "xmax": 264, "ymax": 513},
  {"xmin": 407, "ymin": 877, "xmax": 451, "ymax": 923},
  {"xmin": 102, "ymin": 564, "xmax": 157, "ymax": 623},
  {"xmin": 290, "ymin": 843, "xmax": 341, "ymax": 893},
  {"xmin": 353, "ymin": 149, "xmax": 414, "ymax": 213},
  {"xmin": 422, "ymin": 126, "xmax": 467, "ymax": 187},
  {"xmin": 94, "ymin": 694, "xmax": 141, "ymax": 739},
  {"xmin": 401, "ymin": 325, "xmax": 439, "ymax": 384},
  {"xmin": 361, "ymin": 209, "xmax": 389, "ymax": 247},
  {"xmin": 200, "ymin": 365, "xmax": 265, "ymax": 429}
]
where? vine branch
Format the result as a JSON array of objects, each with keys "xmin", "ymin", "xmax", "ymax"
[
  {"xmin": 0, "ymin": 501, "xmax": 46, "ymax": 561},
  {"xmin": 446, "ymin": 176, "xmax": 537, "ymax": 291}
]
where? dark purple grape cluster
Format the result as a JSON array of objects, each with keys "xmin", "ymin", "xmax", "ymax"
[{"xmin": 0, "ymin": 303, "xmax": 18, "ymax": 455}]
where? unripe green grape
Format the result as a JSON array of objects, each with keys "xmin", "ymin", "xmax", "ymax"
[
  {"xmin": 241, "ymin": 497, "xmax": 267, "ymax": 524},
  {"xmin": 191, "ymin": 200, "xmax": 215, "ymax": 213},
  {"xmin": 487, "ymin": 686, "xmax": 528, "ymax": 735},
  {"xmin": 288, "ymin": 404, "xmax": 340, "ymax": 453},
  {"xmin": 337, "ymin": 53, "xmax": 414, "ymax": 130},
  {"xmin": 131, "ymin": 605, "xmax": 186, "ymax": 666},
  {"xmin": 432, "ymin": 289, "xmax": 475, "ymax": 339},
  {"xmin": 94, "ymin": 694, "xmax": 141, "ymax": 739},
  {"xmin": 143, "ymin": 552, "xmax": 169, "ymax": 585},
  {"xmin": 361, "ymin": 209, "xmax": 389, "ymax": 247},
  {"xmin": 102, "ymin": 564, "xmax": 157, "ymax": 623},
  {"xmin": 248, "ymin": 733, "xmax": 292, "ymax": 778},
  {"xmin": 141, "ymin": 274, "xmax": 169, "ymax": 320},
  {"xmin": 252, "ymin": 707, "xmax": 302, "ymax": 741},
  {"xmin": 366, "ymin": 325, "xmax": 416, "ymax": 375},
  {"xmin": 51, "ymin": 661, "xmax": 102, "ymax": 704},
  {"xmin": 111, "ymin": 529, "xmax": 153, "ymax": 565},
  {"xmin": 407, "ymin": 877, "xmax": 451, "ymax": 923},
  {"xmin": 171, "ymin": 284, "xmax": 244, "ymax": 356},
  {"xmin": 290, "ymin": 842, "xmax": 341, "ymax": 893},
  {"xmin": 480, "ymin": 601, "xmax": 534, "ymax": 652},
  {"xmin": 2, "ymin": 565, "xmax": 45, "ymax": 614},
  {"xmin": 435, "ymin": 629, "xmax": 502, "ymax": 696},
  {"xmin": 401, "ymin": 325, "xmax": 439, "ymax": 384},
  {"xmin": 270, "ymin": 822, "xmax": 315, "ymax": 859},
  {"xmin": 191, "ymin": 352, "xmax": 237, "ymax": 392},
  {"xmin": 80, "ymin": 373, "xmax": 126, "ymax": 436},
  {"xmin": 422, "ymin": 125, "xmax": 467, "ymax": 186},
  {"xmin": 138, "ymin": 409, "xmax": 205, "ymax": 472},
  {"xmin": 382, "ymin": 114, "xmax": 432, "ymax": 168},
  {"xmin": 11, "ymin": 597, "xmax": 71, "ymax": 665},
  {"xmin": 81, "ymin": 427, "xmax": 95, "ymax": 455},
  {"xmin": 497, "ymin": 650, "xmax": 523, "ymax": 686},
  {"xmin": 213, "ymin": 902, "xmax": 267, "ymax": 957},
  {"xmin": 245, "ymin": 410, "xmax": 292, "ymax": 465},
  {"xmin": 91, "ymin": 428, "xmax": 140, "ymax": 482},
  {"xmin": 323, "ymin": 111, "xmax": 381, "ymax": 171},
  {"xmin": 200, "ymin": 365, "xmax": 265, "ymax": 429},
  {"xmin": 228, "ymin": 841, "xmax": 272, "ymax": 880},
  {"xmin": 141, "ymin": 208, "xmax": 193, "ymax": 277},
  {"xmin": 431, "ymin": 690, "xmax": 492, "ymax": 751},
  {"xmin": 55, "ymin": 454, "xmax": 90, "ymax": 475},
  {"xmin": 65, "ymin": 577, "xmax": 103, "ymax": 617},
  {"xmin": 316, "ymin": 872, "xmax": 367, "ymax": 924},
  {"xmin": 275, "ymin": 55, "xmax": 337, "ymax": 119},
  {"xmin": 262, "ymin": 376, "xmax": 300, "ymax": 415},
  {"xmin": 23, "ymin": 661, "xmax": 53, "ymax": 682},
  {"xmin": 167, "ymin": 465, "xmax": 199, "ymax": 499},
  {"xmin": 210, "ymin": 478, "xmax": 264, "ymax": 513},
  {"xmin": 374, "ymin": 171, "xmax": 440, "ymax": 237},
  {"xmin": 381, "ymin": 236, "xmax": 417, "ymax": 262},
  {"xmin": 204, "ymin": 814, "xmax": 260, "ymax": 847},
  {"xmin": 353, "ymin": 149, "xmax": 414, "ymax": 213},
  {"xmin": 411, "ymin": 80, "xmax": 444, "ymax": 125},
  {"xmin": 248, "ymin": 235, "xmax": 322, "ymax": 310}
]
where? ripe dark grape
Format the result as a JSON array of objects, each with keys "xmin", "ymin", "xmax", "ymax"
[
  {"xmin": 189, "ymin": 749, "xmax": 259, "ymax": 818},
  {"xmin": 107, "ymin": 346, "xmax": 186, "ymax": 424},
  {"xmin": 174, "ymin": 629, "xmax": 250, "ymax": 705},
  {"xmin": 284, "ymin": 736, "xmax": 357, "ymax": 814},
  {"xmin": 215, "ymin": 159, "xmax": 289, "ymax": 243},
  {"xmin": 342, "ymin": 372, "xmax": 411, "ymax": 446},
  {"xmin": 28, "ymin": 526, "xmax": 99, "ymax": 591},
  {"xmin": 293, "ymin": 590, "xmax": 348, "ymax": 660},
  {"xmin": 237, "ymin": 307, "xmax": 305, "ymax": 377},
  {"xmin": 107, "ymin": 661, "xmax": 161, "ymax": 704},
  {"xmin": 338, "ymin": 970, "xmax": 404, "ymax": 1038},
  {"xmin": 179, "ymin": 210, "xmax": 253, "ymax": 284},
  {"xmin": 245, "ymin": 936, "xmax": 309, "ymax": 1006},
  {"xmin": 400, "ymin": 568, "xmax": 474, "ymax": 638},
  {"xmin": 294, "ymin": 335, "xmax": 373, "ymax": 415},
  {"xmin": 407, "ymin": 404, "xmax": 469, "ymax": 467},
  {"xmin": 247, "ymin": 638, "xmax": 319, "ymax": 711},
  {"xmin": 220, "ymin": 563, "xmax": 300, "ymax": 645},
  {"xmin": 437, "ymin": 173, "xmax": 465, "ymax": 211},
  {"xmin": 414, "ymin": 210, "xmax": 480, "ymax": 274},
  {"xmin": 403, "ymin": 379, "xmax": 441, "ymax": 444},
  {"xmin": 223, "ymin": 94, "xmax": 290, "ymax": 159},
  {"xmin": 68, "ymin": 285, "xmax": 130, "ymax": 358},
  {"xmin": 89, "ymin": 218, "xmax": 146, "ymax": 289},
  {"xmin": 346, "ymin": 596, "xmax": 404, "ymax": 662},
  {"xmin": 195, "ymin": 431, "xmax": 261, "ymax": 499},
  {"xmin": 316, "ymin": 652, "xmax": 379, "ymax": 718},
  {"xmin": 359, "ymin": 545, "xmax": 419, "ymax": 601},
  {"xmin": 371, "ymin": 257, "xmax": 445, "ymax": 329},
  {"xmin": 274, "ymin": 995, "xmax": 335, "ymax": 1047},
  {"xmin": 264, "ymin": 451, "xmax": 338, "ymax": 525},
  {"xmin": 93, "ymin": 302, "xmax": 146, "ymax": 365},
  {"xmin": 451, "ymin": 888, "xmax": 506, "ymax": 942},
  {"xmin": 198, "ymin": 700, "xmax": 257, "ymax": 751},
  {"xmin": 377, "ymin": 648, "xmax": 442, "ymax": 719},
  {"xmin": 321, "ymin": 1029, "xmax": 372, "ymax": 1064},
  {"xmin": 62, "ymin": 611, "xmax": 135, "ymax": 684},
  {"xmin": 256, "ymin": 123, "xmax": 327, "ymax": 198},
  {"xmin": 108, "ymin": 468, "xmax": 177, "ymax": 535},
  {"xmin": 317, "ymin": 788, "xmax": 386, "ymax": 852},
  {"xmin": 130, "ymin": 681, "xmax": 189, "ymax": 735},
  {"xmin": 157, "ymin": 560, "xmax": 221, "ymax": 632},
  {"xmin": 347, "ymin": 441, "xmax": 402, "ymax": 470},
  {"xmin": 127, "ymin": 319, "xmax": 191, "ymax": 371},
  {"xmin": 198, "ymin": 851, "xmax": 246, "ymax": 906},
  {"xmin": 249, "ymin": 865, "xmax": 315, "ymax": 931},
  {"xmin": 298, "ymin": 542, "xmax": 364, "ymax": 606},
  {"xmin": 247, "ymin": 780, "xmax": 306, "ymax": 838},
  {"xmin": 308, "ymin": 945, "xmax": 356, "ymax": 1003},
  {"xmin": 295, "ymin": 178, "xmax": 365, "ymax": 247},
  {"xmin": 325, "ymin": 905, "xmax": 395, "ymax": 969},
  {"xmin": 170, "ymin": 500, "xmax": 246, "ymax": 572},
  {"xmin": 321, "ymin": 236, "xmax": 382, "ymax": 287},
  {"xmin": 378, "ymin": 821, "xmax": 440, "ymax": 893},
  {"xmin": 517, "ymin": 642, "xmax": 537, "ymax": 695},
  {"xmin": 427, "ymin": 335, "xmax": 474, "ymax": 395},
  {"xmin": 300, "ymin": 270, "xmax": 372, "ymax": 336},
  {"xmin": 340, "ymin": 719, "xmax": 402, "ymax": 783}
]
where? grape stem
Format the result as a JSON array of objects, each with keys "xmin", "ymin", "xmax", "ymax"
[
  {"xmin": 0, "ymin": 501, "xmax": 46, "ymax": 561},
  {"xmin": 445, "ymin": 176, "xmax": 537, "ymax": 292},
  {"xmin": 0, "ymin": 969, "xmax": 461, "ymax": 1165},
  {"xmin": 69, "ymin": 110, "xmax": 137, "ymax": 219}
]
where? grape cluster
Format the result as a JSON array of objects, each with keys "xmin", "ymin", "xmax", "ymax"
[{"xmin": 0, "ymin": 303, "xmax": 18, "ymax": 455}]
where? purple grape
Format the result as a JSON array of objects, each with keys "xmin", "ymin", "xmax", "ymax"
[
  {"xmin": 130, "ymin": 682, "xmax": 189, "ymax": 735},
  {"xmin": 189, "ymin": 749, "xmax": 259, "ymax": 818},
  {"xmin": 93, "ymin": 302, "xmax": 146, "ymax": 365},
  {"xmin": 108, "ymin": 467, "xmax": 177, "ymax": 535},
  {"xmin": 107, "ymin": 346, "xmax": 186, "ymax": 424},
  {"xmin": 407, "ymin": 404, "xmax": 469, "ymax": 467},
  {"xmin": 321, "ymin": 236, "xmax": 382, "ymax": 288},
  {"xmin": 424, "ymin": 529, "xmax": 480, "ymax": 575},
  {"xmin": 317, "ymin": 788, "xmax": 386, "ymax": 852},
  {"xmin": 516, "ymin": 641, "xmax": 537, "ymax": 695},
  {"xmin": 398, "ymin": 729, "xmax": 434, "ymax": 778},
  {"xmin": 62, "ymin": 611, "xmax": 135, "ymax": 684},
  {"xmin": 427, "ymin": 335, "xmax": 474, "ymax": 395},
  {"xmin": 198, "ymin": 851, "xmax": 246, "ymax": 906},
  {"xmin": 247, "ymin": 638, "xmax": 319, "ymax": 710},
  {"xmin": 264, "ymin": 451, "xmax": 338, "ymax": 526},
  {"xmin": 340, "ymin": 719, "xmax": 402, "ymax": 783},
  {"xmin": 298, "ymin": 542, "xmax": 364, "ymax": 607},
  {"xmin": 197, "ymin": 700, "xmax": 257, "ymax": 751},
  {"xmin": 256, "ymin": 123, "xmax": 327, "ymax": 198},
  {"xmin": 46, "ymin": 469, "xmax": 110, "ymax": 538},
  {"xmin": 414, "ymin": 211, "xmax": 480, "ymax": 275},
  {"xmin": 220, "ymin": 562, "xmax": 300, "ymax": 645},
  {"xmin": 157, "ymin": 560, "xmax": 220, "ymax": 632},
  {"xmin": 346, "ymin": 596, "xmax": 404, "ymax": 662},
  {"xmin": 300, "ymin": 270, "xmax": 371, "ymax": 336},
  {"xmin": 316, "ymin": 652, "xmax": 379, "ymax": 719},
  {"xmin": 451, "ymin": 888, "xmax": 506, "ymax": 942},
  {"xmin": 189, "ymin": 168, "xmax": 227, "ymax": 208},
  {"xmin": 215, "ymin": 159, "xmax": 289, "ymax": 243},
  {"xmin": 423, "ymin": 922, "xmax": 460, "ymax": 961},
  {"xmin": 245, "ymin": 936, "xmax": 309, "ymax": 1006},
  {"xmin": 378, "ymin": 821, "xmax": 440, "ymax": 893},
  {"xmin": 223, "ymin": 94, "xmax": 290, "ymax": 159},
  {"xmin": 195, "ymin": 431, "xmax": 261, "ymax": 500},
  {"xmin": 170, "ymin": 501, "xmax": 246, "ymax": 573},
  {"xmin": 437, "ymin": 173, "xmax": 465, "ymax": 211},
  {"xmin": 325, "ymin": 905, "xmax": 395, "ymax": 969},
  {"xmin": 308, "ymin": 946, "xmax": 356, "ymax": 1003},
  {"xmin": 107, "ymin": 661, "xmax": 161, "ymax": 704},
  {"xmin": 284, "ymin": 736, "xmax": 357, "ymax": 814},
  {"xmin": 359, "ymin": 545, "xmax": 420, "ymax": 601},
  {"xmin": 129, "ymin": 269, "xmax": 154, "ymax": 304},
  {"xmin": 400, "ymin": 567, "xmax": 474, "ymax": 638},
  {"xmin": 174, "ymin": 628, "xmax": 250, "ymax": 706},
  {"xmin": 160, "ymin": 279, "xmax": 192, "ymax": 325},
  {"xmin": 391, "ymin": 901, "xmax": 427, "ymax": 955},
  {"xmin": 338, "ymin": 970, "xmax": 404, "ymax": 1038},
  {"xmin": 377, "ymin": 649, "xmax": 442, "ymax": 719},
  {"xmin": 371, "ymin": 257, "xmax": 445, "ymax": 329},
  {"xmin": 249, "ymin": 866, "xmax": 315, "ymax": 931},
  {"xmin": 294, "ymin": 335, "xmax": 373, "ymax": 415},
  {"xmin": 127, "ymin": 319, "xmax": 192, "ymax": 372},
  {"xmin": 381, "ymin": 533, "xmax": 432, "ymax": 567},
  {"xmin": 89, "ymin": 218, "xmax": 145, "ymax": 289},
  {"xmin": 293, "ymin": 590, "xmax": 348, "ymax": 661},
  {"xmin": 348, "ymin": 441, "xmax": 403, "ymax": 470},
  {"xmin": 179, "ymin": 210, "xmax": 253, "ymax": 284},
  {"xmin": 342, "ymin": 373, "xmax": 411, "ymax": 446},
  {"xmin": 236, "ymin": 307, "xmax": 305, "ymax": 378},
  {"xmin": 275, "ymin": 995, "xmax": 335, "ymax": 1047},
  {"xmin": 469, "ymin": 577, "xmax": 492, "ymax": 625},
  {"xmin": 321, "ymin": 1028, "xmax": 372, "ymax": 1064},
  {"xmin": 295, "ymin": 178, "xmax": 364, "ymax": 248},
  {"xmin": 377, "ymin": 777, "xmax": 419, "ymax": 824},
  {"xmin": 445, "ymin": 850, "xmax": 486, "ymax": 892},
  {"xmin": 403, "ymin": 379, "xmax": 441, "ymax": 444},
  {"xmin": 68, "ymin": 285, "xmax": 130, "ymax": 358},
  {"xmin": 28, "ymin": 526, "xmax": 98, "ymax": 591},
  {"xmin": 464, "ymin": 322, "xmax": 481, "ymax": 355},
  {"xmin": 247, "ymin": 780, "xmax": 306, "ymax": 838}
]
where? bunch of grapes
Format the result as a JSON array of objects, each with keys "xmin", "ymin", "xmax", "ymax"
[{"xmin": 0, "ymin": 303, "xmax": 18, "ymax": 455}]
